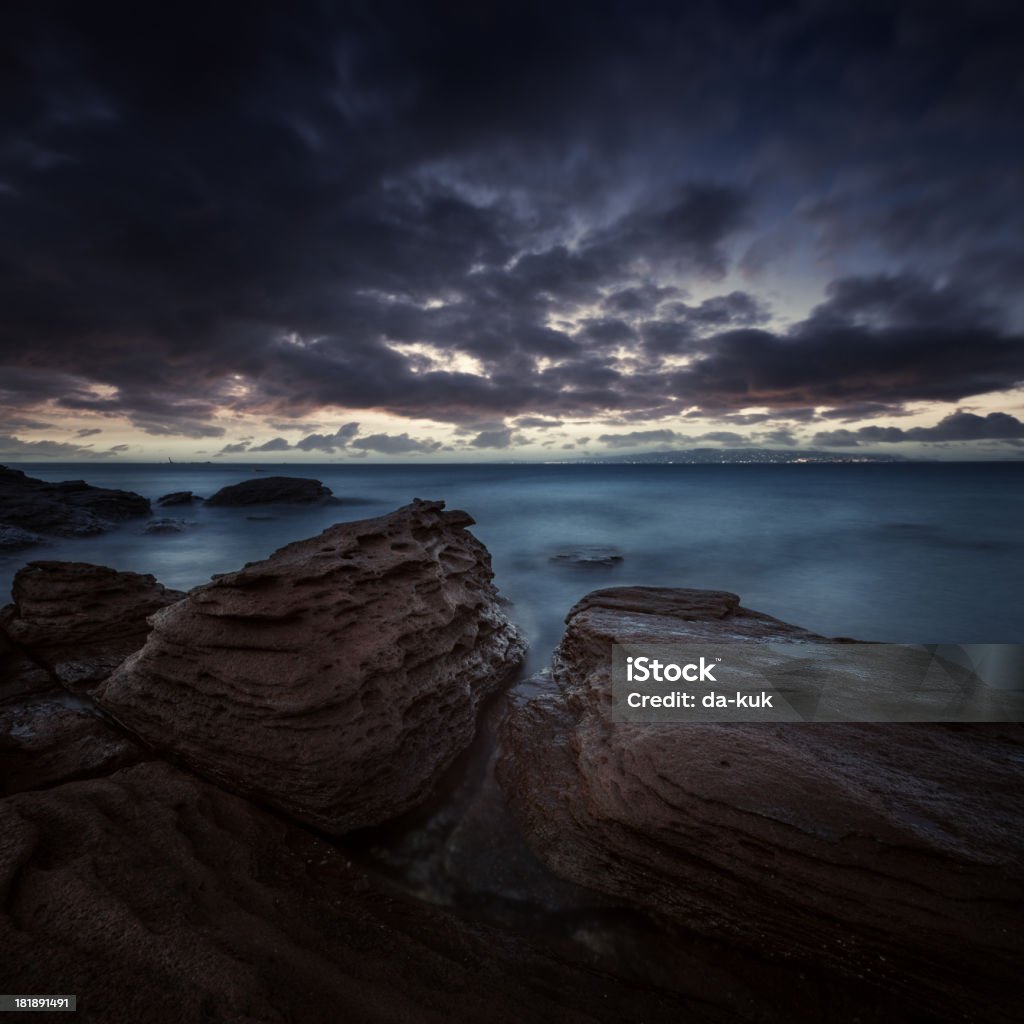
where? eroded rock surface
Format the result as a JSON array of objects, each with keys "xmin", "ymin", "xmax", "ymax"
[
  {"xmin": 498, "ymin": 586, "xmax": 1024, "ymax": 1022},
  {"xmin": 0, "ymin": 761, "xmax": 711, "ymax": 1024},
  {"xmin": 0, "ymin": 464, "xmax": 150, "ymax": 537},
  {"xmin": 1, "ymin": 561, "xmax": 185, "ymax": 691},
  {"xmin": 98, "ymin": 500, "xmax": 526, "ymax": 833},
  {"xmin": 206, "ymin": 475, "xmax": 333, "ymax": 506}
]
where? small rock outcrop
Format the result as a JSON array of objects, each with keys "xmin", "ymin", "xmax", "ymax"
[
  {"xmin": 0, "ymin": 525, "xmax": 44, "ymax": 551},
  {"xmin": 142, "ymin": 517, "xmax": 187, "ymax": 534},
  {"xmin": 156, "ymin": 490, "xmax": 201, "ymax": 506},
  {"xmin": 498, "ymin": 587, "xmax": 1024, "ymax": 1022},
  {"xmin": 549, "ymin": 545, "xmax": 623, "ymax": 567},
  {"xmin": 1, "ymin": 562, "xmax": 185, "ymax": 691},
  {"xmin": 206, "ymin": 475, "xmax": 333, "ymax": 506},
  {"xmin": 0, "ymin": 465, "xmax": 151, "ymax": 537},
  {"xmin": 97, "ymin": 500, "xmax": 526, "ymax": 833}
]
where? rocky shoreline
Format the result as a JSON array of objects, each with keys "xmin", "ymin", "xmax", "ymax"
[{"xmin": 1, "ymin": 499, "xmax": 1022, "ymax": 1022}]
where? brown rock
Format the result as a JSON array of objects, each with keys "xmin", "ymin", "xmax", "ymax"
[
  {"xmin": 1, "ymin": 562, "xmax": 185, "ymax": 691},
  {"xmin": 0, "ymin": 691, "xmax": 146, "ymax": 795},
  {"xmin": 498, "ymin": 587, "xmax": 1024, "ymax": 1022},
  {"xmin": 97, "ymin": 500, "xmax": 526, "ymax": 833},
  {"xmin": 0, "ymin": 762, "xmax": 711, "ymax": 1024}
]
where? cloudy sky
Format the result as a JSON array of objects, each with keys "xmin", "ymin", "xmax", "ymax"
[{"xmin": 2, "ymin": 1, "xmax": 1024, "ymax": 461}]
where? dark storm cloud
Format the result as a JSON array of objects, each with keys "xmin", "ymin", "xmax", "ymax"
[
  {"xmin": 598, "ymin": 429, "xmax": 689, "ymax": 448},
  {"xmin": 0, "ymin": 433, "xmax": 110, "ymax": 459},
  {"xmin": 294, "ymin": 423, "xmax": 360, "ymax": 452},
  {"xmin": 1, "ymin": 2, "xmax": 1023, "ymax": 441},
  {"xmin": 350, "ymin": 433, "xmax": 441, "ymax": 454},
  {"xmin": 513, "ymin": 416, "xmax": 564, "ymax": 429},
  {"xmin": 0, "ymin": 415, "xmax": 56, "ymax": 430},
  {"xmin": 469, "ymin": 428, "xmax": 516, "ymax": 449},
  {"xmin": 250, "ymin": 436, "xmax": 291, "ymax": 452},
  {"xmin": 813, "ymin": 411, "xmax": 1024, "ymax": 447},
  {"xmin": 668, "ymin": 276, "xmax": 1024, "ymax": 411},
  {"xmin": 817, "ymin": 402, "xmax": 913, "ymax": 422}
]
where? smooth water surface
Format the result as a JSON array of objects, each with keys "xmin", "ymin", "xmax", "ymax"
[{"xmin": 4, "ymin": 462, "xmax": 1023, "ymax": 670}]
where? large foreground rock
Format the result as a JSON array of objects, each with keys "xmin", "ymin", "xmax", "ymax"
[
  {"xmin": 498, "ymin": 587, "xmax": 1024, "ymax": 1023},
  {"xmin": 0, "ymin": 464, "xmax": 150, "ymax": 537},
  {"xmin": 1, "ymin": 562, "xmax": 185, "ymax": 691},
  {"xmin": 0, "ymin": 762, "xmax": 704, "ymax": 1024},
  {"xmin": 98, "ymin": 500, "xmax": 526, "ymax": 833},
  {"xmin": 206, "ymin": 475, "xmax": 333, "ymax": 506}
]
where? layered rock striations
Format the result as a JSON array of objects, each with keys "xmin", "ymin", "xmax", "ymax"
[
  {"xmin": 498, "ymin": 586, "xmax": 1024, "ymax": 1022},
  {"xmin": 0, "ymin": 563, "xmax": 167, "ymax": 793},
  {"xmin": 97, "ymin": 500, "xmax": 526, "ymax": 833},
  {"xmin": 0, "ymin": 761, "xmax": 707, "ymax": 1024},
  {"xmin": 1, "ymin": 562, "xmax": 185, "ymax": 691}
]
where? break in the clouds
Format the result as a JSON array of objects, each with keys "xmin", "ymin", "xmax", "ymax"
[{"xmin": 1, "ymin": 1, "xmax": 1024, "ymax": 459}]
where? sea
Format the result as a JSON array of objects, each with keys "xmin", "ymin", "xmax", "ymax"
[{"xmin": 4, "ymin": 461, "xmax": 1023, "ymax": 670}]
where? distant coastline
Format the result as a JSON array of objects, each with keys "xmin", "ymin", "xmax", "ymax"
[{"xmin": 540, "ymin": 446, "xmax": 907, "ymax": 464}]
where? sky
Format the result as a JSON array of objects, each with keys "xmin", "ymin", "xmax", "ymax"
[{"xmin": 2, "ymin": 0, "xmax": 1024, "ymax": 462}]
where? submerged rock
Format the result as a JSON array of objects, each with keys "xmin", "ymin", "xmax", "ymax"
[
  {"xmin": 498, "ymin": 586, "xmax": 1024, "ymax": 1021},
  {"xmin": 0, "ymin": 524, "xmax": 45, "ymax": 551},
  {"xmin": 98, "ymin": 500, "xmax": 526, "ymax": 834},
  {"xmin": 0, "ymin": 464, "xmax": 150, "ymax": 537},
  {"xmin": 142, "ymin": 517, "xmax": 187, "ymax": 534},
  {"xmin": 156, "ymin": 490, "xmax": 201, "ymax": 506},
  {"xmin": 549, "ymin": 545, "xmax": 623, "ymax": 567},
  {"xmin": 1, "ymin": 562, "xmax": 185, "ymax": 691},
  {"xmin": 206, "ymin": 475, "xmax": 333, "ymax": 506}
]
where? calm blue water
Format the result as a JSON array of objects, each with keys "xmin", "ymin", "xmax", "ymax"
[{"xmin": 4, "ymin": 462, "xmax": 1023, "ymax": 669}]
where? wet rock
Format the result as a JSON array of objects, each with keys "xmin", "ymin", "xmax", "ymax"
[
  {"xmin": 0, "ymin": 762, "xmax": 699, "ymax": 1024},
  {"xmin": 549, "ymin": 545, "xmax": 623, "ymax": 567},
  {"xmin": 157, "ymin": 490, "xmax": 201, "ymax": 506},
  {"xmin": 0, "ymin": 464, "xmax": 150, "ymax": 537},
  {"xmin": 142, "ymin": 517, "xmax": 187, "ymax": 534},
  {"xmin": 0, "ymin": 525, "xmax": 44, "ymax": 551},
  {"xmin": 1, "ymin": 562, "xmax": 185, "ymax": 692},
  {"xmin": 0, "ymin": 692, "xmax": 146, "ymax": 795},
  {"xmin": 98, "ymin": 500, "xmax": 526, "ymax": 834},
  {"xmin": 498, "ymin": 586, "xmax": 1024, "ymax": 1021},
  {"xmin": 206, "ymin": 475, "xmax": 333, "ymax": 506}
]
